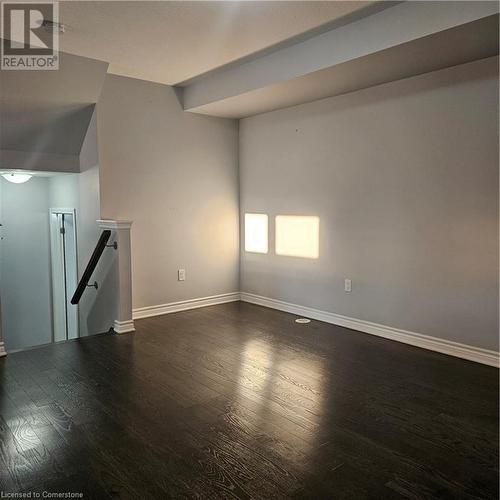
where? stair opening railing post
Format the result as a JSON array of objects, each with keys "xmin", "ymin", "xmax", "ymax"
[{"xmin": 97, "ymin": 220, "xmax": 135, "ymax": 334}]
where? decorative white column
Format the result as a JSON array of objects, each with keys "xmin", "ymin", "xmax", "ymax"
[
  {"xmin": 97, "ymin": 220, "xmax": 135, "ymax": 334},
  {"xmin": 0, "ymin": 295, "xmax": 6, "ymax": 357}
]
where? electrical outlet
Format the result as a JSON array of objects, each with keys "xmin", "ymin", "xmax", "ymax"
[
  {"xmin": 344, "ymin": 278, "xmax": 352, "ymax": 293},
  {"xmin": 178, "ymin": 269, "xmax": 186, "ymax": 281}
]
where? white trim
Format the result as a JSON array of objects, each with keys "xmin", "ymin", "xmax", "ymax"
[
  {"xmin": 50, "ymin": 207, "xmax": 76, "ymax": 215},
  {"xmin": 133, "ymin": 292, "xmax": 241, "ymax": 320},
  {"xmin": 49, "ymin": 208, "xmax": 79, "ymax": 342},
  {"xmin": 240, "ymin": 292, "xmax": 500, "ymax": 368},
  {"xmin": 0, "ymin": 342, "xmax": 6, "ymax": 357},
  {"xmin": 113, "ymin": 319, "xmax": 136, "ymax": 334},
  {"xmin": 131, "ymin": 291, "xmax": 499, "ymax": 367},
  {"xmin": 97, "ymin": 220, "xmax": 133, "ymax": 230}
]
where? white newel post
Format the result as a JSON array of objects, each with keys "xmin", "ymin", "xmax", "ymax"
[
  {"xmin": 0, "ymin": 294, "xmax": 6, "ymax": 357},
  {"xmin": 97, "ymin": 220, "xmax": 135, "ymax": 334}
]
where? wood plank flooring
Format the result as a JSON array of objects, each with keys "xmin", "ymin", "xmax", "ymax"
[{"xmin": 0, "ymin": 301, "xmax": 498, "ymax": 499}]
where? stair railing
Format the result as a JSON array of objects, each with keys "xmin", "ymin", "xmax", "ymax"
[{"xmin": 71, "ymin": 230, "xmax": 117, "ymax": 305}]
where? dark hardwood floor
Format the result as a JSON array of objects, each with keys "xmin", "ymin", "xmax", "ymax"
[{"xmin": 0, "ymin": 301, "xmax": 498, "ymax": 499}]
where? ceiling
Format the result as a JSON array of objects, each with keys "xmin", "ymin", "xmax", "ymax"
[
  {"xmin": 56, "ymin": 1, "xmax": 375, "ymax": 85},
  {"xmin": 190, "ymin": 15, "xmax": 499, "ymax": 118},
  {"xmin": 0, "ymin": 51, "xmax": 108, "ymax": 171}
]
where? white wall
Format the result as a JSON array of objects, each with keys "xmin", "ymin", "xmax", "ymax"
[
  {"xmin": 0, "ymin": 164, "xmax": 106, "ymax": 351},
  {"xmin": 49, "ymin": 170, "xmax": 80, "ymax": 209},
  {"xmin": 239, "ymin": 57, "xmax": 499, "ymax": 352},
  {"xmin": 0, "ymin": 177, "xmax": 52, "ymax": 351},
  {"xmin": 97, "ymin": 75, "xmax": 240, "ymax": 310}
]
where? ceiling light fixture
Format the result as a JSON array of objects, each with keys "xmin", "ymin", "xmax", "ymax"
[{"xmin": 1, "ymin": 173, "xmax": 32, "ymax": 184}]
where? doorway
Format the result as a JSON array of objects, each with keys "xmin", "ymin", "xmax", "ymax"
[{"xmin": 50, "ymin": 208, "xmax": 79, "ymax": 342}]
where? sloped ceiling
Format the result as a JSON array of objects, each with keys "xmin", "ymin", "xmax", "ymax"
[
  {"xmin": 179, "ymin": 2, "xmax": 499, "ymax": 118},
  {"xmin": 0, "ymin": 1, "xmax": 497, "ymax": 138},
  {"xmin": 56, "ymin": 1, "xmax": 376, "ymax": 85},
  {"xmin": 0, "ymin": 51, "xmax": 108, "ymax": 171},
  {"xmin": 188, "ymin": 15, "xmax": 499, "ymax": 118}
]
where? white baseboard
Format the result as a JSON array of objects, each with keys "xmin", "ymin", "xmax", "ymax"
[
  {"xmin": 240, "ymin": 292, "xmax": 499, "ymax": 368},
  {"xmin": 133, "ymin": 292, "xmax": 241, "ymax": 320},
  {"xmin": 113, "ymin": 319, "xmax": 136, "ymax": 334},
  {"xmin": 130, "ymin": 290, "xmax": 498, "ymax": 367}
]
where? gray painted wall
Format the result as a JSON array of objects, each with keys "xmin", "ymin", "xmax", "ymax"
[
  {"xmin": 47, "ymin": 172, "xmax": 101, "ymax": 337},
  {"xmin": 48, "ymin": 110, "xmax": 116, "ymax": 337},
  {"xmin": 0, "ymin": 177, "xmax": 52, "ymax": 351},
  {"xmin": 97, "ymin": 75, "xmax": 240, "ymax": 309},
  {"xmin": 239, "ymin": 57, "xmax": 499, "ymax": 351},
  {"xmin": 0, "ymin": 112, "xmax": 106, "ymax": 351},
  {"xmin": 0, "ymin": 165, "xmax": 105, "ymax": 351},
  {"xmin": 78, "ymin": 109, "xmax": 118, "ymax": 336}
]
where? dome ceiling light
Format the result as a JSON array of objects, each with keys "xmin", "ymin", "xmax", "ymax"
[{"xmin": 1, "ymin": 173, "xmax": 33, "ymax": 184}]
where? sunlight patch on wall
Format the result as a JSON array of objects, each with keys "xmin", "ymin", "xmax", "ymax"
[
  {"xmin": 244, "ymin": 213, "xmax": 268, "ymax": 254},
  {"xmin": 275, "ymin": 215, "xmax": 319, "ymax": 259}
]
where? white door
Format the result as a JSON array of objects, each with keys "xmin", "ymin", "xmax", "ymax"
[{"xmin": 50, "ymin": 209, "xmax": 79, "ymax": 342}]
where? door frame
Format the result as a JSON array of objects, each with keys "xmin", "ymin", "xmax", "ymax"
[{"xmin": 49, "ymin": 208, "xmax": 79, "ymax": 342}]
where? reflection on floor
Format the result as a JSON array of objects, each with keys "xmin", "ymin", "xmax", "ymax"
[{"xmin": 0, "ymin": 302, "xmax": 498, "ymax": 498}]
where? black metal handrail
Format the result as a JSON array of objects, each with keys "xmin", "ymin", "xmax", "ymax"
[{"xmin": 71, "ymin": 230, "xmax": 112, "ymax": 305}]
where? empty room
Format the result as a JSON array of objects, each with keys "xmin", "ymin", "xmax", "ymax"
[{"xmin": 0, "ymin": 1, "xmax": 498, "ymax": 498}]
